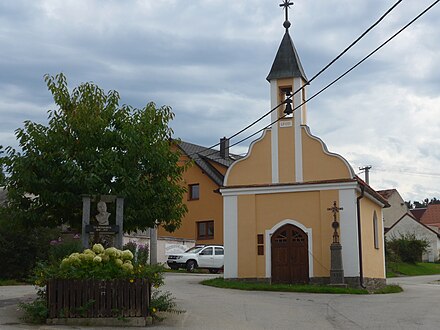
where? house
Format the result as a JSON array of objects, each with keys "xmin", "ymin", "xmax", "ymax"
[
  {"xmin": 220, "ymin": 9, "xmax": 389, "ymax": 289},
  {"xmin": 420, "ymin": 204, "xmax": 440, "ymax": 230},
  {"xmin": 157, "ymin": 139, "xmax": 240, "ymax": 246},
  {"xmin": 377, "ymin": 189, "xmax": 409, "ymax": 230},
  {"xmin": 411, "ymin": 207, "xmax": 427, "ymax": 221},
  {"xmin": 386, "ymin": 213, "xmax": 440, "ymax": 262}
]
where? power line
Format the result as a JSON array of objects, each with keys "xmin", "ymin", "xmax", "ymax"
[
  {"xmin": 374, "ymin": 168, "xmax": 440, "ymax": 178},
  {"xmin": 185, "ymin": 0, "xmax": 404, "ymax": 158},
  {"xmin": 204, "ymin": 0, "xmax": 440, "ymax": 157}
]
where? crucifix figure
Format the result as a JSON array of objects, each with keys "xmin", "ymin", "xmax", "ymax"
[
  {"xmin": 328, "ymin": 201, "xmax": 343, "ymax": 243},
  {"xmin": 279, "ymin": 0, "xmax": 294, "ymax": 30}
]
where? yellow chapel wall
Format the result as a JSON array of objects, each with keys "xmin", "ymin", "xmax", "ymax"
[
  {"xmin": 158, "ymin": 154, "xmax": 225, "ymax": 245},
  {"xmin": 236, "ymin": 189, "xmax": 339, "ymax": 279},
  {"xmin": 225, "ymin": 130, "xmax": 272, "ymax": 186},
  {"xmin": 359, "ymin": 196, "xmax": 386, "ymax": 279},
  {"xmin": 278, "ymin": 121, "xmax": 296, "ymax": 183},
  {"xmin": 301, "ymin": 127, "xmax": 353, "ymax": 182}
]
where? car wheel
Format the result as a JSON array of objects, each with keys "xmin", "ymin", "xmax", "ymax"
[
  {"xmin": 209, "ymin": 268, "xmax": 220, "ymax": 274},
  {"xmin": 186, "ymin": 260, "xmax": 197, "ymax": 272}
]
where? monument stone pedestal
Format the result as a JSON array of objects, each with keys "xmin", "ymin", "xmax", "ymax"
[
  {"xmin": 328, "ymin": 201, "xmax": 347, "ymax": 287},
  {"xmin": 330, "ymin": 242, "xmax": 346, "ymax": 287}
]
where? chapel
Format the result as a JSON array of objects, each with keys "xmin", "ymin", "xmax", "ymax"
[{"xmin": 220, "ymin": 2, "xmax": 389, "ymax": 288}]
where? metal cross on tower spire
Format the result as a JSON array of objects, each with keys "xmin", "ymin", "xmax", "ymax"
[{"xmin": 279, "ymin": 0, "xmax": 294, "ymax": 30}]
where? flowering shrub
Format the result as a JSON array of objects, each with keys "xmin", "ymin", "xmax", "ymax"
[
  {"xmin": 123, "ymin": 241, "xmax": 149, "ymax": 265},
  {"xmin": 33, "ymin": 244, "xmax": 164, "ymax": 287},
  {"xmin": 48, "ymin": 235, "xmax": 82, "ymax": 263}
]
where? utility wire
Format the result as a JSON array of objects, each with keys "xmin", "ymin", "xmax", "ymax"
[
  {"xmin": 196, "ymin": 0, "xmax": 440, "ymax": 159},
  {"xmin": 185, "ymin": 0, "xmax": 404, "ymax": 158},
  {"xmin": 374, "ymin": 168, "xmax": 440, "ymax": 178}
]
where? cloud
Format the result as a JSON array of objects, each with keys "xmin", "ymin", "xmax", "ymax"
[{"xmin": 0, "ymin": 0, "xmax": 439, "ymax": 201}]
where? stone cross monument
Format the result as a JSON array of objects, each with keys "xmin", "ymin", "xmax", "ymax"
[{"xmin": 327, "ymin": 201, "xmax": 345, "ymax": 286}]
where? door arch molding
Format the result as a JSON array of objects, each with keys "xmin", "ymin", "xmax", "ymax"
[{"xmin": 265, "ymin": 219, "xmax": 313, "ymax": 279}]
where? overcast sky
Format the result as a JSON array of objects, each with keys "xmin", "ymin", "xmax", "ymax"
[{"xmin": 1, "ymin": 0, "xmax": 439, "ymax": 203}]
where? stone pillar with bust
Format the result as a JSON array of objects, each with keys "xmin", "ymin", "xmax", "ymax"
[{"xmin": 82, "ymin": 195, "xmax": 124, "ymax": 249}]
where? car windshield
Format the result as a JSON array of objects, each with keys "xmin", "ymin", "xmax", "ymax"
[{"xmin": 185, "ymin": 246, "xmax": 204, "ymax": 254}]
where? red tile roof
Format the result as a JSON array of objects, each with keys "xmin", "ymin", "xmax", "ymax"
[
  {"xmin": 387, "ymin": 212, "xmax": 440, "ymax": 238},
  {"xmin": 410, "ymin": 208, "xmax": 427, "ymax": 221},
  {"xmin": 377, "ymin": 189, "xmax": 397, "ymax": 200},
  {"xmin": 420, "ymin": 204, "xmax": 440, "ymax": 226}
]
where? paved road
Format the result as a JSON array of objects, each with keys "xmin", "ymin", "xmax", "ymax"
[
  {"xmin": 156, "ymin": 273, "xmax": 440, "ymax": 330},
  {"xmin": 1, "ymin": 274, "xmax": 440, "ymax": 329}
]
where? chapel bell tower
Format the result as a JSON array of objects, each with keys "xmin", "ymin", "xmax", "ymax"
[{"xmin": 267, "ymin": 1, "xmax": 308, "ymax": 184}]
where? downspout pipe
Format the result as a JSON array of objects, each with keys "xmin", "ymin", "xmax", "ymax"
[{"xmin": 356, "ymin": 185, "xmax": 366, "ymax": 289}]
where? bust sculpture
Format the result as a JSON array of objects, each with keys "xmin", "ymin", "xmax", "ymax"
[{"xmin": 95, "ymin": 201, "xmax": 110, "ymax": 226}]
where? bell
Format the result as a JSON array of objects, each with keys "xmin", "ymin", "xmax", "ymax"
[{"xmin": 284, "ymin": 98, "xmax": 293, "ymax": 115}]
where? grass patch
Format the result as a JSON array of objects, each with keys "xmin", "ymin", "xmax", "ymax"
[
  {"xmin": 201, "ymin": 277, "xmax": 368, "ymax": 294},
  {"xmin": 386, "ymin": 262, "xmax": 440, "ymax": 277},
  {"xmin": 374, "ymin": 285, "xmax": 403, "ymax": 294},
  {"xmin": 0, "ymin": 279, "xmax": 27, "ymax": 286},
  {"xmin": 201, "ymin": 278, "xmax": 402, "ymax": 295}
]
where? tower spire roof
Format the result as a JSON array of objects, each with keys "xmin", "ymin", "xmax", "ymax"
[{"xmin": 266, "ymin": 1, "xmax": 307, "ymax": 82}]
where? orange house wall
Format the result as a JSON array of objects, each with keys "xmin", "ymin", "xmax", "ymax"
[{"xmin": 158, "ymin": 155, "xmax": 225, "ymax": 245}]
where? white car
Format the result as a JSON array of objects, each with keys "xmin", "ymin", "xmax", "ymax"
[{"xmin": 167, "ymin": 245, "xmax": 224, "ymax": 273}]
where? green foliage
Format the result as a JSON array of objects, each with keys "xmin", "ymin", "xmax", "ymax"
[
  {"xmin": 386, "ymin": 262, "xmax": 440, "ymax": 277},
  {"xmin": 386, "ymin": 233, "xmax": 429, "ymax": 264},
  {"xmin": 19, "ymin": 289, "xmax": 48, "ymax": 324},
  {"xmin": 2, "ymin": 73, "xmax": 187, "ymax": 232},
  {"xmin": 123, "ymin": 240, "xmax": 149, "ymax": 265},
  {"xmin": 150, "ymin": 290, "xmax": 185, "ymax": 321},
  {"xmin": 373, "ymin": 285, "xmax": 403, "ymax": 294},
  {"xmin": 19, "ymin": 297, "xmax": 48, "ymax": 324},
  {"xmin": 0, "ymin": 147, "xmax": 5, "ymax": 185},
  {"xmin": 0, "ymin": 208, "xmax": 58, "ymax": 280},
  {"xmin": 33, "ymin": 244, "xmax": 164, "ymax": 287},
  {"xmin": 406, "ymin": 198, "xmax": 440, "ymax": 209},
  {"xmin": 0, "ymin": 279, "xmax": 26, "ymax": 286},
  {"xmin": 202, "ymin": 278, "xmax": 402, "ymax": 295},
  {"xmin": 201, "ymin": 278, "xmax": 369, "ymax": 294},
  {"xmin": 48, "ymin": 235, "xmax": 82, "ymax": 263}
]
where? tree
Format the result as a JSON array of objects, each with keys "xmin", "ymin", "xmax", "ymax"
[
  {"xmin": 2, "ymin": 73, "xmax": 187, "ymax": 232},
  {"xmin": 386, "ymin": 233, "xmax": 429, "ymax": 264},
  {"xmin": 406, "ymin": 198, "xmax": 440, "ymax": 209}
]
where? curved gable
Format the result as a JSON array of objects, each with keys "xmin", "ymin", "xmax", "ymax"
[
  {"xmin": 224, "ymin": 129, "xmax": 272, "ymax": 186},
  {"xmin": 302, "ymin": 126, "xmax": 355, "ymax": 181}
]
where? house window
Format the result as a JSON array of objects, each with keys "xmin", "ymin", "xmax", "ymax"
[
  {"xmin": 189, "ymin": 184, "xmax": 199, "ymax": 200},
  {"xmin": 257, "ymin": 234, "xmax": 264, "ymax": 255},
  {"xmin": 373, "ymin": 211, "xmax": 379, "ymax": 249},
  {"xmin": 197, "ymin": 220, "xmax": 214, "ymax": 240}
]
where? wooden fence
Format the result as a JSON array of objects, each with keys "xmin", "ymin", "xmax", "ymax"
[{"xmin": 47, "ymin": 279, "xmax": 150, "ymax": 319}]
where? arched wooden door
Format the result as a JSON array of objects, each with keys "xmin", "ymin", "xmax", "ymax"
[{"xmin": 271, "ymin": 224, "xmax": 309, "ymax": 284}]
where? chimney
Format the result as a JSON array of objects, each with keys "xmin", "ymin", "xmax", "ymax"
[{"xmin": 220, "ymin": 137, "xmax": 229, "ymax": 159}]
